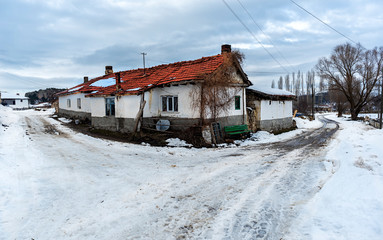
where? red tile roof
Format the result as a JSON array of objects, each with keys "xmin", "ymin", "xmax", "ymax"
[{"xmin": 57, "ymin": 53, "xmax": 247, "ymax": 97}]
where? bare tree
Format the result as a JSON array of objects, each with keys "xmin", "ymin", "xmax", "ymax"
[
  {"xmin": 329, "ymin": 87, "xmax": 348, "ymax": 117},
  {"xmin": 278, "ymin": 76, "xmax": 283, "ymax": 90},
  {"xmin": 319, "ymin": 75, "xmax": 326, "ymax": 104},
  {"xmin": 295, "ymin": 71, "xmax": 301, "ymax": 96},
  {"xmin": 271, "ymin": 79, "xmax": 276, "ymax": 88},
  {"xmin": 306, "ymin": 71, "xmax": 311, "ymax": 104},
  {"xmin": 301, "ymin": 72, "xmax": 305, "ymax": 95},
  {"xmin": 284, "ymin": 74, "xmax": 290, "ymax": 92},
  {"xmin": 190, "ymin": 50, "xmax": 244, "ymax": 124},
  {"xmin": 317, "ymin": 43, "xmax": 383, "ymax": 120},
  {"xmin": 319, "ymin": 75, "xmax": 326, "ymax": 92}
]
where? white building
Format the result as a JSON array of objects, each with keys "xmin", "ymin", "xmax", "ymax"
[
  {"xmin": 246, "ymin": 86, "xmax": 296, "ymax": 133},
  {"xmin": 0, "ymin": 93, "xmax": 29, "ymax": 109},
  {"xmin": 57, "ymin": 45, "xmax": 251, "ymax": 133}
]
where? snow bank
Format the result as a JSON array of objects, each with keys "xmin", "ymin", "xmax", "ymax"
[
  {"xmin": 0, "ymin": 105, "xmax": 18, "ymax": 129},
  {"xmin": 235, "ymin": 116, "xmax": 321, "ymax": 147},
  {"xmin": 288, "ymin": 115, "xmax": 383, "ymax": 240},
  {"xmin": 166, "ymin": 138, "xmax": 192, "ymax": 147},
  {"xmin": 58, "ymin": 117, "xmax": 72, "ymax": 123},
  {"xmin": 31, "ymin": 102, "xmax": 51, "ymax": 108},
  {"xmin": 294, "ymin": 116, "xmax": 323, "ymax": 129}
]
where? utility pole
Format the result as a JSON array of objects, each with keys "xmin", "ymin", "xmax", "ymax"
[
  {"xmin": 380, "ymin": 68, "xmax": 383, "ymax": 129},
  {"xmin": 141, "ymin": 52, "xmax": 147, "ymax": 75}
]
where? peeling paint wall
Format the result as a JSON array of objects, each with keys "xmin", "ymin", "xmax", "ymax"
[
  {"xmin": 144, "ymin": 84, "xmax": 199, "ymax": 119},
  {"xmin": 90, "ymin": 97, "xmax": 106, "ymax": 117},
  {"xmin": 115, "ymin": 95, "xmax": 141, "ymax": 118}
]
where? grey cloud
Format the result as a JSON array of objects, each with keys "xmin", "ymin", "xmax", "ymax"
[
  {"xmin": 1, "ymin": 0, "xmax": 383, "ymax": 93},
  {"xmin": 0, "ymin": 71, "xmax": 78, "ymax": 93}
]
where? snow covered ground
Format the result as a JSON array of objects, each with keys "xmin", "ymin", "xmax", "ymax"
[
  {"xmin": 0, "ymin": 107, "xmax": 382, "ymax": 239},
  {"xmin": 287, "ymin": 114, "xmax": 383, "ymax": 240}
]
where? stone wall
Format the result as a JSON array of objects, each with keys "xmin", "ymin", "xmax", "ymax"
[
  {"xmin": 256, "ymin": 117, "xmax": 294, "ymax": 133},
  {"xmin": 58, "ymin": 108, "xmax": 91, "ymax": 122},
  {"xmin": 90, "ymin": 114, "xmax": 245, "ymax": 133}
]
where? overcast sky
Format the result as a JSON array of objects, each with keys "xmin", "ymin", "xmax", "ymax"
[{"xmin": 1, "ymin": 0, "xmax": 383, "ymax": 94}]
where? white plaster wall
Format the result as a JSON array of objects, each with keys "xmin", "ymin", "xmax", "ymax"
[
  {"xmin": 15, "ymin": 99, "xmax": 29, "ymax": 108},
  {"xmin": 144, "ymin": 85, "xmax": 200, "ymax": 119},
  {"xmin": 145, "ymin": 85, "xmax": 245, "ymax": 119},
  {"xmin": 115, "ymin": 95, "xmax": 142, "ymax": 118},
  {"xmin": 86, "ymin": 85, "xmax": 247, "ymax": 119},
  {"xmin": 90, "ymin": 97, "xmax": 107, "ymax": 117},
  {"xmin": 259, "ymin": 100, "xmax": 293, "ymax": 120},
  {"xmin": 58, "ymin": 93, "xmax": 91, "ymax": 113}
]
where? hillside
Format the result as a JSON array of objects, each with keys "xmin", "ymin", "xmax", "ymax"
[{"xmin": 25, "ymin": 88, "xmax": 65, "ymax": 104}]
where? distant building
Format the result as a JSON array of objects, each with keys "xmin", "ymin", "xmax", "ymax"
[{"xmin": 0, "ymin": 93, "xmax": 29, "ymax": 109}]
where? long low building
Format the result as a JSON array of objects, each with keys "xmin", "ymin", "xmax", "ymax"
[{"xmin": 56, "ymin": 45, "xmax": 252, "ymax": 134}]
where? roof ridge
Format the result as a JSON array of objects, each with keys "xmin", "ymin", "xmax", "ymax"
[{"xmin": 117, "ymin": 54, "xmax": 223, "ymax": 74}]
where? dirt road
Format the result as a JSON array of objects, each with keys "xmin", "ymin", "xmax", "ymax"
[{"xmin": 2, "ymin": 111, "xmax": 339, "ymax": 240}]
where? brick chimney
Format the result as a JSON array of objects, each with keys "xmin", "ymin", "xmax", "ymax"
[
  {"xmin": 221, "ymin": 44, "xmax": 231, "ymax": 54},
  {"xmin": 84, "ymin": 76, "xmax": 89, "ymax": 83},
  {"xmin": 105, "ymin": 66, "xmax": 113, "ymax": 75},
  {"xmin": 115, "ymin": 72, "xmax": 121, "ymax": 91}
]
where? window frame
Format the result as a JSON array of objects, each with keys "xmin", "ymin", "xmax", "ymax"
[
  {"xmin": 161, "ymin": 95, "xmax": 178, "ymax": 112},
  {"xmin": 67, "ymin": 99, "xmax": 71, "ymax": 108},
  {"xmin": 77, "ymin": 98, "xmax": 81, "ymax": 109},
  {"xmin": 105, "ymin": 97, "xmax": 115, "ymax": 116},
  {"xmin": 235, "ymin": 96, "xmax": 241, "ymax": 110}
]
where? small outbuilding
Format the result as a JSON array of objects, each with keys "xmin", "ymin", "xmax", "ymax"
[
  {"xmin": 246, "ymin": 86, "xmax": 296, "ymax": 133},
  {"xmin": 0, "ymin": 93, "xmax": 29, "ymax": 109}
]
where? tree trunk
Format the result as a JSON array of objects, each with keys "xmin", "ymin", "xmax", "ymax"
[
  {"xmin": 351, "ymin": 110, "xmax": 358, "ymax": 120},
  {"xmin": 337, "ymin": 102, "xmax": 343, "ymax": 117}
]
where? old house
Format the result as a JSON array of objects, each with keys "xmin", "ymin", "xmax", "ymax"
[
  {"xmin": 57, "ymin": 45, "xmax": 251, "ymax": 133},
  {"xmin": 246, "ymin": 86, "xmax": 296, "ymax": 133},
  {"xmin": 0, "ymin": 93, "xmax": 29, "ymax": 109}
]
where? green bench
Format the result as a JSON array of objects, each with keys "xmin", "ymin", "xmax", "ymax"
[{"xmin": 224, "ymin": 124, "xmax": 250, "ymax": 138}]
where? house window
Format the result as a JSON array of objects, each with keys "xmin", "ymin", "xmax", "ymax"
[
  {"xmin": 105, "ymin": 98, "xmax": 115, "ymax": 116},
  {"xmin": 269, "ymin": 101, "xmax": 272, "ymax": 105},
  {"xmin": 67, "ymin": 99, "xmax": 71, "ymax": 108},
  {"xmin": 161, "ymin": 96, "xmax": 178, "ymax": 112},
  {"xmin": 20, "ymin": 99, "xmax": 23, "ymax": 102},
  {"xmin": 235, "ymin": 96, "xmax": 241, "ymax": 110},
  {"xmin": 77, "ymin": 98, "xmax": 81, "ymax": 109}
]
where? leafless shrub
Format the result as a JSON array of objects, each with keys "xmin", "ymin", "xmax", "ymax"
[{"xmin": 190, "ymin": 51, "xmax": 243, "ymax": 125}]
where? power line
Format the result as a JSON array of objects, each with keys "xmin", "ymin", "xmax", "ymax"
[
  {"xmin": 289, "ymin": 0, "xmax": 358, "ymax": 45},
  {"xmin": 222, "ymin": 0, "xmax": 290, "ymax": 74},
  {"xmin": 236, "ymin": 0, "xmax": 297, "ymax": 73}
]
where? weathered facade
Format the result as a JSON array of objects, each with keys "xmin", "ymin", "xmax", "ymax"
[
  {"xmin": 57, "ymin": 45, "xmax": 251, "ymax": 133},
  {"xmin": 246, "ymin": 87, "xmax": 296, "ymax": 133}
]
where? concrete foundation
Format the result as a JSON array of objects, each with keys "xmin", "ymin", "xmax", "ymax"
[
  {"xmin": 90, "ymin": 115, "xmax": 246, "ymax": 133},
  {"xmin": 58, "ymin": 108, "xmax": 91, "ymax": 122},
  {"xmin": 256, "ymin": 117, "xmax": 294, "ymax": 133}
]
